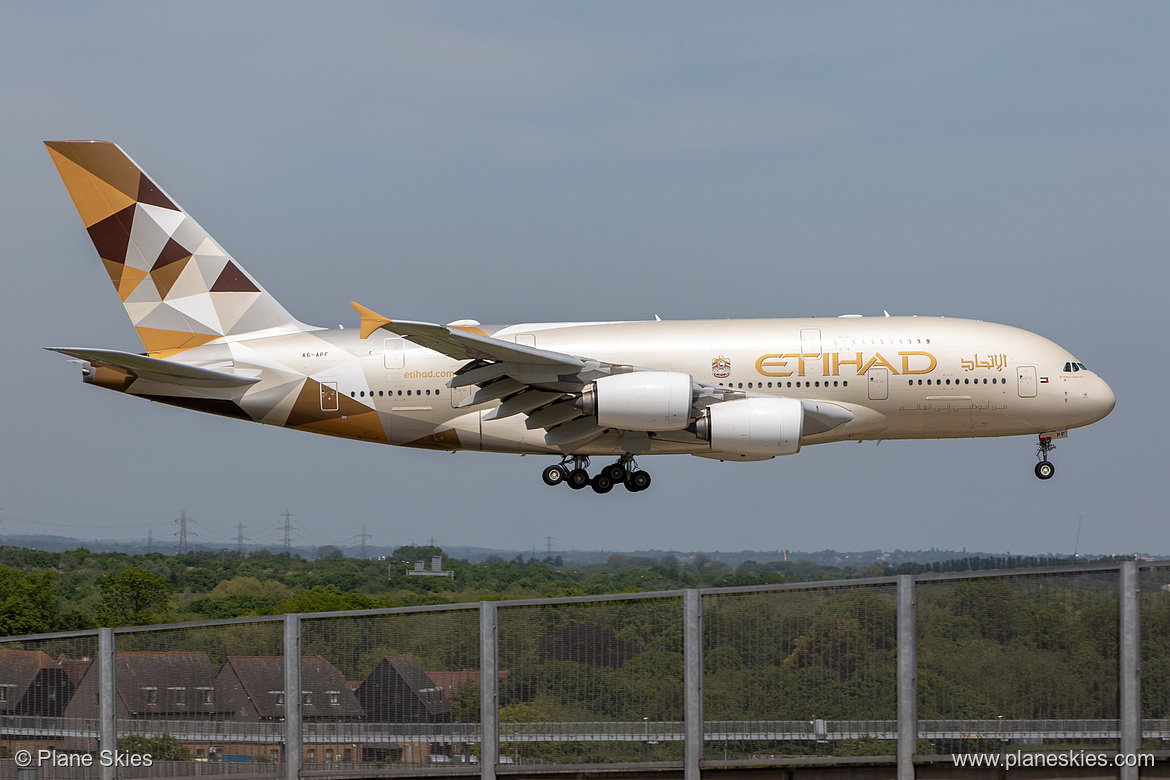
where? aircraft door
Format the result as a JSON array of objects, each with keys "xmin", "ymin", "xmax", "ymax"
[
  {"xmin": 800, "ymin": 328, "xmax": 821, "ymax": 355},
  {"xmin": 867, "ymin": 367, "xmax": 888, "ymax": 400},
  {"xmin": 1017, "ymin": 365, "xmax": 1038, "ymax": 398},
  {"xmin": 320, "ymin": 381, "xmax": 339, "ymax": 412},
  {"xmin": 384, "ymin": 338, "xmax": 405, "ymax": 369}
]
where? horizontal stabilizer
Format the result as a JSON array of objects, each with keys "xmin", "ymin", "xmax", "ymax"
[{"xmin": 47, "ymin": 347, "xmax": 260, "ymax": 388}]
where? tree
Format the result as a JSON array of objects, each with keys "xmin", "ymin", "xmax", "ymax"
[
  {"xmin": 270, "ymin": 585, "xmax": 392, "ymax": 613},
  {"xmin": 316, "ymin": 545, "xmax": 344, "ymax": 560},
  {"xmin": 0, "ymin": 565, "xmax": 57, "ymax": 635},
  {"xmin": 95, "ymin": 566, "xmax": 172, "ymax": 626},
  {"xmin": 394, "ymin": 545, "xmax": 443, "ymax": 562}
]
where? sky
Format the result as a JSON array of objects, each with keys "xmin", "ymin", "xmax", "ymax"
[{"xmin": 1, "ymin": 3, "xmax": 1166, "ymax": 558}]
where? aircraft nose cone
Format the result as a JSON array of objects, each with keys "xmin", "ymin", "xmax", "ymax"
[{"xmin": 1099, "ymin": 379, "xmax": 1116, "ymax": 418}]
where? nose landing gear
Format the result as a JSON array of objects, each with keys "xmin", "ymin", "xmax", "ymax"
[
  {"xmin": 1034, "ymin": 436, "xmax": 1056, "ymax": 480},
  {"xmin": 541, "ymin": 454, "xmax": 652, "ymax": 493}
]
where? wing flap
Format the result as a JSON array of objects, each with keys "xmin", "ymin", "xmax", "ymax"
[
  {"xmin": 524, "ymin": 401, "xmax": 583, "ymax": 430},
  {"xmin": 457, "ymin": 378, "xmax": 528, "ymax": 408},
  {"xmin": 544, "ymin": 417, "xmax": 608, "ymax": 450},
  {"xmin": 482, "ymin": 390, "xmax": 564, "ymax": 422}
]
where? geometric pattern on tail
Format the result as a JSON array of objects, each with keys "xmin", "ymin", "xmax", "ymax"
[{"xmin": 46, "ymin": 140, "xmax": 311, "ymax": 357}]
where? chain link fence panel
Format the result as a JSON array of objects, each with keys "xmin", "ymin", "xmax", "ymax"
[
  {"xmin": 702, "ymin": 582, "xmax": 898, "ymax": 763},
  {"xmin": 1140, "ymin": 563, "xmax": 1170, "ymax": 751},
  {"xmin": 916, "ymin": 568, "xmax": 1120, "ymax": 757},
  {"xmin": 496, "ymin": 594, "xmax": 684, "ymax": 766},
  {"xmin": 1, "ymin": 633, "xmax": 100, "ymax": 780},
  {"xmin": 112, "ymin": 619, "xmax": 285, "ymax": 778},
  {"xmin": 299, "ymin": 607, "xmax": 480, "ymax": 770}
]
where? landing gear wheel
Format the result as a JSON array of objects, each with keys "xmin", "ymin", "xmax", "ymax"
[
  {"xmin": 567, "ymin": 469, "xmax": 590, "ymax": 490},
  {"xmin": 602, "ymin": 463, "xmax": 627, "ymax": 483},
  {"xmin": 627, "ymin": 470, "xmax": 651, "ymax": 492},
  {"xmin": 591, "ymin": 474, "xmax": 614, "ymax": 494},
  {"xmin": 1035, "ymin": 436, "xmax": 1057, "ymax": 481},
  {"xmin": 542, "ymin": 464, "xmax": 566, "ymax": 487}
]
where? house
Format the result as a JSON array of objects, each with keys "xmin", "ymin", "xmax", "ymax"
[
  {"xmin": 62, "ymin": 651, "xmax": 228, "ymax": 720},
  {"xmin": 0, "ymin": 648, "xmax": 78, "ymax": 717},
  {"xmin": 216, "ymin": 656, "xmax": 364, "ymax": 721},
  {"xmin": 354, "ymin": 656, "xmax": 451, "ymax": 723},
  {"xmin": 425, "ymin": 669, "xmax": 482, "ymax": 704}
]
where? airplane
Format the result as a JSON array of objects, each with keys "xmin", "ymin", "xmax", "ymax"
[{"xmin": 44, "ymin": 140, "xmax": 1115, "ymax": 493}]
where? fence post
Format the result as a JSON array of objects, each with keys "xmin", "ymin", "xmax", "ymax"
[
  {"xmin": 99, "ymin": 627, "xmax": 116, "ymax": 780},
  {"xmin": 1120, "ymin": 562, "xmax": 1140, "ymax": 780},
  {"xmin": 897, "ymin": 575, "xmax": 917, "ymax": 780},
  {"xmin": 284, "ymin": 614, "xmax": 302, "ymax": 780},
  {"xmin": 684, "ymin": 589, "xmax": 703, "ymax": 780},
  {"xmin": 481, "ymin": 602, "xmax": 499, "ymax": 780}
]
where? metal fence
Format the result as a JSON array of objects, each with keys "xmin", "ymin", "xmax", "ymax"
[{"xmin": 2, "ymin": 561, "xmax": 1166, "ymax": 780}]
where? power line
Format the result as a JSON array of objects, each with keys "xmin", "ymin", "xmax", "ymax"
[
  {"xmin": 359, "ymin": 525, "xmax": 371, "ymax": 559},
  {"xmin": 237, "ymin": 522, "xmax": 246, "ymax": 557}
]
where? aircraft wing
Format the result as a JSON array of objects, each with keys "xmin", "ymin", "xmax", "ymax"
[
  {"xmin": 47, "ymin": 347, "xmax": 261, "ymax": 388},
  {"xmin": 351, "ymin": 303, "xmax": 587, "ymax": 369},
  {"xmin": 351, "ymin": 303, "xmax": 852, "ymax": 452}
]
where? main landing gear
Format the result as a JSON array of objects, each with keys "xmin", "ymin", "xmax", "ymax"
[
  {"xmin": 1034, "ymin": 436, "xmax": 1056, "ymax": 480},
  {"xmin": 541, "ymin": 455, "xmax": 652, "ymax": 494}
]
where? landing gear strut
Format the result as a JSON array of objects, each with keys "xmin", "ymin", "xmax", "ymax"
[
  {"xmin": 540, "ymin": 454, "xmax": 652, "ymax": 493},
  {"xmin": 1034, "ymin": 436, "xmax": 1056, "ymax": 480}
]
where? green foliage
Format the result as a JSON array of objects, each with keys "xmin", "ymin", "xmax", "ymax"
[
  {"xmin": 0, "ymin": 564, "xmax": 57, "ymax": 635},
  {"xmin": 95, "ymin": 566, "xmax": 173, "ymax": 627},
  {"xmin": 187, "ymin": 593, "xmax": 286, "ymax": 619},
  {"xmin": 268, "ymin": 585, "xmax": 393, "ymax": 614},
  {"xmin": 393, "ymin": 545, "xmax": 443, "ymax": 563},
  {"xmin": 117, "ymin": 733, "xmax": 191, "ymax": 761}
]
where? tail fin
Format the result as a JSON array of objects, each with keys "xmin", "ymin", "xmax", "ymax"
[{"xmin": 45, "ymin": 140, "xmax": 314, "ymax": 356}]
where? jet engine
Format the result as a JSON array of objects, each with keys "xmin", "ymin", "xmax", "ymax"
[
  {"xmin": 580, "ymin": 371, "xmax": 694, "ymax": 431},
  {"xmin": 693, "ymin": 396, "xmax": 804, "ymax": 456}
]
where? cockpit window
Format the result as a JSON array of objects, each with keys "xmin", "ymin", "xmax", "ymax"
[
  {"xmin": 1064, "ymin": 362, "xmax": 1072, "ymax": 372},
  {"xmin": 1077, "ymin": 362, "xmax": 1088, "ymax": 371},
  {"xmin": 1063, "ymin": 362, "xmax": 1087, "ymax": 373}
]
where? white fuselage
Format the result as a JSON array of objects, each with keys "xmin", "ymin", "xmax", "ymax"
[{"xmin": 159, "ymin": 314, "xmax": 1113, "ymax": 458}]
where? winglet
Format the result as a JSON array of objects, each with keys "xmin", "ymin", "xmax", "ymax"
[{"xmin": 350, "ymin": 302, "xmax": 393, "ymax": 339}]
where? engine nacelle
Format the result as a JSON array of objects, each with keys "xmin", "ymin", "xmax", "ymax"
[
  {"xmin": 580, "ymin": 371, "xmax": 694, "ymax": 431},
  {"xmin": 694, "ymin": 396, "xmax": 804, "ymax": 457}
]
